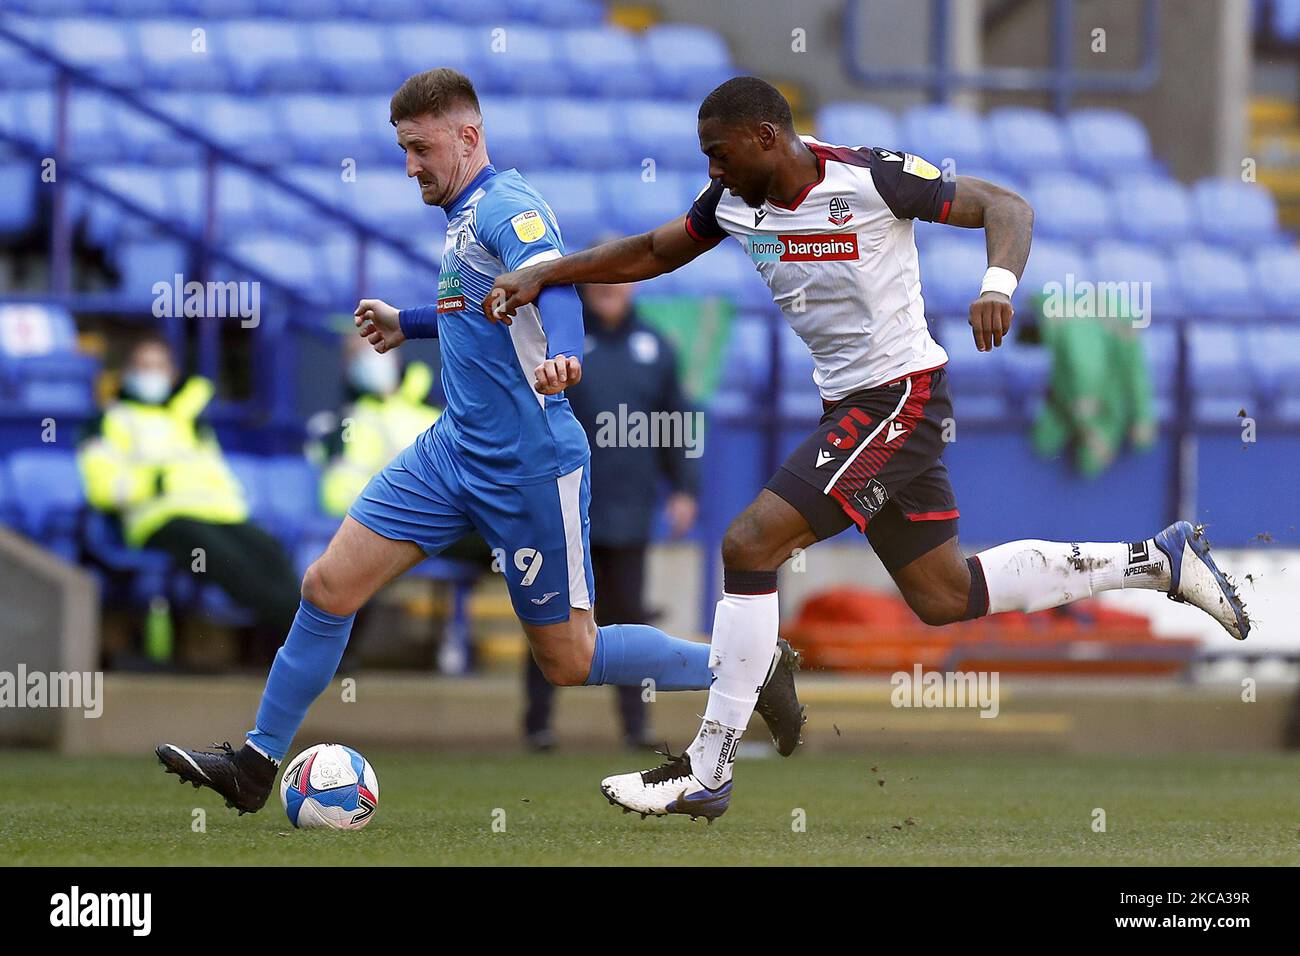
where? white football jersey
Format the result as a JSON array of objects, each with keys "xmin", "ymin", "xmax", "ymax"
[{"xmin": 686, "ymin": 136, "xmax": 954, "ymax": 401}]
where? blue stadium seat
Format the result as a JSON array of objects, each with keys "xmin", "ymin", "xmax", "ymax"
[
  {"xmin": 194, "ymin": 95, "xmax": 287, "ymax": 162},
  {"xmin": 1026, "ymin": 173, "xmax": 1114, "ymax": 241},
  {"xmin": 219, "ymin": 20, "xmax": 326, "ymax": 93},
  {"xmin": 713, "ymin": 314, "xmax": 771, "ymax": 416},
  {"xmin": 108, "ymin": 93, "xmax": 206, "ymax": 166},
  {"xmin": 1001, "ymin": 339, "xmax": 1052, "ymax": 412},
  {"xmin": 919, "ymin": 234, "xmax": 990, "ymax": 317},
  {"xmin": 558, "ymin": 27, "xmax": 655, "ymax": 99},
  {"xmin": 1140, "ymin": 324, "xmax": 1178, "ymax": 423},
  {"xmin": 113, "ymin": 236, "xmax": 191, "ymax": 308},
  {"xmin": 5, "ymin": 449, "xmax": 85, "ymax": 562},
  {"xmin": 480, "ymin": 96, "xmax": 549, "ymax": 171},
  {"xmin": 902, "ymin": 104, "xmax": 990, "ymax": 168},
  {"xmin": 0, "ymin": 91, "xmax": 55, "ymax": 152},
  {"xmin": 1090, "ymin": 239, "xmax": 1184, "ymax": 323},
  {"xmin": 229, "ymin": 232, "xmax": 325, "ymax": 301},
  {"xmin": 815, "ymin": 102, "xmax": 899, "ymax": 149},
  {"xmin": 0, "ymin": 162, "xmax": 36, "ymax": 235},
  {"xmin": 642, "ymin": 25, "xmax": 733, "ymax": 99},
  {"xmin": 262, "ymin": 167, "xmax": 352, "ymax": 235},
  {"xmin": 136, "ymin": 19, "xmax": 233, "ymax": 90},
  {"xmin": 388, "ymin": 23, "xmax": 482, "ymax": 84},
  {"xmin": 524, "ymin": 170, "xmax": 603, "ymax": 248},
  {"xmin": 985, "ymin": 107, "xmax": 1069, "ymax": 177},
  {"xmin": 1191, "ymin": 178, "xmax": 1280, "ymax": 248},
  {"xmin": 1065, "ymin": 109, "xmax": 1158, "ymax": 177},
  {"xmin": 774, "ymin": 322, "xmax": 822, "ymax": 421},
  {"xmin": 1110, "ymin": 176, "xmax": 1193, "ymax": 246},
  {"xmin": 600, "ymin": 169, "xmax": 693, "ymax": 235},
  {"xmin": 1252, "ymin": 246, "xmax": 1300, "ymax": 319},
  {"xmin": 310, "ymin": 22, "xmax": 405, "ymax": 93},
  {"xmin": 541, "ymin": 99, "xmax": 629, "ymax": 169},
  {"xmin": 316, "ymin": 231, "xmax": 364, "ymax": 303},
  {"xmin": 671, "ymin": 242, "xmax": 767, "ymax": 309},
  {"xmin": 477, "ymin": 24, "xmax": 570, "ymax": 96},
  {"xmin": 277, "ymin": 95, "xmax": 374, "ymax": 163},
  {"xmin": 86, "ymin": 166, "xmax": 176, "ymax": 245},
  {"xmin": 1015, "ymin": 237, "xmax": 1091, "ymax": 312},
  {"xmin": 0, "ymin": 29, "xmax": 54, "ymax": 90},
  {"xmin": 347, "ymin": 169, "xmax": 439, "ymax": 241},
  {"xmin": 1187, "ymin": 325, "xmax": 1256, "ymax": 424},
  {"xmin": 1173, "ymin": 242, "xmax": 1261, "ymax": 320},
  {"xmin": 937, "ymin": 318, "xmax": 1006, "ymax": 421},
  {"xmin": 366, "ymin": 243, "xmax": 440, "ymax": 307},
  {"xmin": 1243, "ymin": 325, "xmax": 1300, "ymax": 399},
  {"xmin": 621, "ymin": 100, "xmax": 704, "ymax": 169},
  {"xmin": 49, "ymin": 19, "xmax": 140, "ymax": 88},
  {"xmin": 261, "ymin": 457, "xmax": 323, "ymax": 546}
]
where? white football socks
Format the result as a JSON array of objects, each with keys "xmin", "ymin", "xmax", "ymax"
[
  {"xmin": 975, "ymin": 538, "xmax": 1170, "ymax": 614},
  {"xmin": 688, "ymin": 589, "xmax": 779, "ymax": 790}
]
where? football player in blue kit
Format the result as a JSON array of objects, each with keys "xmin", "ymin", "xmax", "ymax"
[{"xmin": 155, "ymin": 69, "xmax": 804, "ymax": 814}]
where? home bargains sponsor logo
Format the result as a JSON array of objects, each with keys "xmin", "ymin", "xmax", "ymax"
[
  {"xmin": 747, "ymin": 234, "xmax": 859, "ymax": 263},
  {"xmin": 437, "ymin": 270, "xmax": 464, "ymax": 312}
]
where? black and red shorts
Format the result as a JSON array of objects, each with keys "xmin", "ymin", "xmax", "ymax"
[{"xmin": 766, "ymin": 366, "xmax": 959, "ymax": 572}]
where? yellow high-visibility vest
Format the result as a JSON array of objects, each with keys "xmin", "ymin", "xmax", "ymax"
[
  {"xmin": 78, "ymin": 376, "xmax": 249, "ymax": 546},
  {"xmin": 320, "ymin": 362, "xmax": 441, "ymax": 517}
]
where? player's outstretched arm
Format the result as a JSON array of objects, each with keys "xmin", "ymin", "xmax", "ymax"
[
  {"xmin": 354, "ymin": 298, "xmax": 408, "ymax": 352},
  {"xmin": 945, "ymin": 176, "xmax": 1035, "ymax": 352},
  {"xmin": 482, "ymin": 215, "xmax": 712, "ymax": 324}
]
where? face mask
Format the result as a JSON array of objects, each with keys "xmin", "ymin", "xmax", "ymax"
[
  {"xmin": 123, "ymin": 370, "xmax": 173, "ymax": 404},
  {"xmin": 348, "ymin": 350, "xmax": 400, "ymax": 395}
]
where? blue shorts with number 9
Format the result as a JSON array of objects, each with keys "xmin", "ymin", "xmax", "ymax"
[{"xmin": 346, "ymin": 421, "xmax": 594, "ymax": 625}]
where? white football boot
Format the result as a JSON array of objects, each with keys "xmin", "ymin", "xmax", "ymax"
[
  {"xmin": 1153, "ymin": 521, "xmax": 1250, "ymax": 640},
  {"xmin": 600, "ymin": 746, "xmax": 734, "ymax": 823}
]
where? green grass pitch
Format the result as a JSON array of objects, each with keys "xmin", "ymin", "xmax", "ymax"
[{"xmin": 3, "ymin": 751, "xmax": 1297, "ymax": 866}]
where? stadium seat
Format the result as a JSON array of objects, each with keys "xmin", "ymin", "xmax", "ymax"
[
  {"xmin": 1089, "ymin": 239, "xmax": 1184, "ymax": 323},
  {"xmin": 219, "ymin": 20, "xmax": 327, "ymax": 93},
  {"xmin": 1242, "ymin": 325, "xmax": 1300, "ymax": 399},
  {"xmin": 1110, "ymin": 176, "xmax": 1194, "ymax": 247},
  {"xmin": 48, "ymin": 19, "xmax": 140, "ymax": 88},
  {"xmin": 347, "ymin": 169, "xmax": 439, "ymax": 241},
  {"xmin": 277, "ymin": 95, "xmax": 377, "ymax": 163},
  {"xmin": 557, "ymin": 27, "xmax": 655, "ymax": 99},
  {"xmin": 108, "ymin": 93, "xmax": 207, "ymax": 166},
  {"xmin": 1026, "ymin": 173, "xmax": 1114, "ymax": 242},
  {"xmin": 1065, "ymin": 109, "xmax": 1159, "ymax": 177},
  {"xmin": 937, "ymin": 318, "xmax": 1007, "ymax": 420},
  {"xmin": 1191, "ymin": 178, "xmax": 1280, "ymax": 248},
  {"xmin": 1187, "ymin": 325, "xmax": 1256, "ymax": 424},
  {"xmin": 0, "ymin": 91, "xmax": 55, "ymax": 152},
  {"xmin": 1172, "ymin": 242, "xmax": 1261, "ymax": 320},
  {"xmin": 523, "ymin": 170, "xmax": 604, "ymax": 249},
  {"xmin": 388, "ymin": 23, "xmax": 482, "ymax": 86},
  {"xmin": 229, "ymin": 232, "xmax": 325, "ymax": 302},
  {"xmin": 621, "ymin": 100, "xmax": 705, "ymax": 169},
  {"xmin": 713, "ymin": 314, "xmax": 772, "ymax": 416},
  {"xmin": 5, "ymin": 449, "xmax": 85, "ymax": 562},
  {"xmin": 136, "ymin": 19, "xmax": 234, "ymax": 90},
  {"xmin": 1252, "ymin": 246, "xmax": 1300, "ymax": 319},
  {"xmin": 919, "ymin": 235, "xmax": 989, "ymax": 317},
  {"xmin": 0, "ymin": 26, "xmax": 55, "ymax": 90},
  {"xmin": 902, "ymin": 104, "xmax": 990, "ymax": 168},
  {"xmin": 642, "ymin": 25, "xmax": 733, "ymax": 99},
  {"xmin": 815, "ymin": 102, "xmax": 900, "ymax": 150},
  {"xmin": 0, "ymin": 162, "xmax": 37, "ymax": 235},
  {"xmin": 477, "ymin": 24, "xmax": 570, "ymax": 96},
  {"xmin": 113, "ymin": 236, "xmax": 191, "ymax": 308},
  {"xmin": 479, "ymin": 96, "xmax": 550, "ymax": 171},
  {"xmin": 541, "ymin": 99, "xmax": 630, "ymax": 169},
  {"xmin": 985, "ymin": 107, "xmax": 1069, "ymax": 177},
  {"xmin": 600, "ymin": 169, "xmax": 694, "ymax": 236},
  {"xmin": 309, "ymin": 22, "xmax": 406, "ymax": 93},
  {"xmin": 1015, "ymin": 237, "xmax": 1091, "ymax": 314}
]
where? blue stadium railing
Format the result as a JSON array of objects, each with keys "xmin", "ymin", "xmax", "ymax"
[{"xmin": 843, "ymin": 0, "xmax": 1161, "ymax": 113}]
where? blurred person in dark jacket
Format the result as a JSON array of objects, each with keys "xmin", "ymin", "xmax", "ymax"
[{"xmin": 522, "ymin": 278, "xmax": 699, "ymax": 751}]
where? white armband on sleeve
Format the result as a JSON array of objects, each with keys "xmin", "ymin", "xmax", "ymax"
[{"xmin": 979, "ymin": 266, "xmax": 1018, "ymax": 299}]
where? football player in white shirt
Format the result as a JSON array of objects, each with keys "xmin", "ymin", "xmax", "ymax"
[{"xmin": 484, "ymin": 77, "xmax": 1250, "ymax": 822}]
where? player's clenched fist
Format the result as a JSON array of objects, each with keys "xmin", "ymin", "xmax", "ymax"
[
  {"xmin": 968, "ymin": 291, "xmax": 1013, "ymax": 352},
  {"xmin": 354, "ymin": 298, "xmax": 405, "ymax": 353},
  {"xmin": 534, "ymin": 355, "xmax": 581, "ymax": 395},
  {"xmin": 483, "ymin": 269, "xmax": 544, "ymax": 326}
]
